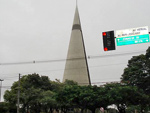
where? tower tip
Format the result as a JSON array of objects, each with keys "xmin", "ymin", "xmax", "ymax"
[{"xmin": 76, "ymin": 0, "xmax": 78, "ymax": 8}]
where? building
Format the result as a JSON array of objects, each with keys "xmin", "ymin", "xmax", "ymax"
[{"xmin": 63, "ymin": 5, "xmax": 91, "ymax": 86}]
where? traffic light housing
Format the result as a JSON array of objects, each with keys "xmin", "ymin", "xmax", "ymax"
[{"xmin": 102, "ymin": 31, "xmax": 116, "ymax": 51}]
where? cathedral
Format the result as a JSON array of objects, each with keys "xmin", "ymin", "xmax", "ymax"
[{"xmin": 63, "ymin": 5, "xmax": 91, "ymax": 86}]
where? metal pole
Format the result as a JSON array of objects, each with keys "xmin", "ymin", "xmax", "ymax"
[
  {"xmin": 0, "ymin": 79, "xmax": 4, "ymax": 102},
  {"xmin": 17, "ymin": 74, "xmax": 21, "ymax": 113}
]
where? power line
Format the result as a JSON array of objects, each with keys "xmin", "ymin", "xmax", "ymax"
[
  {"xmin": 0, "ymin": 58, "xmax": 84, "ymax": 66},
  {"xmin": 89, "ymin": 50, "xmax": 146, "ymax": 59},
  {"xmin": 0, "ymin": 61, "xmax": 127, "ymax": 80},
  {"xmin": 0, "ymin": 50, "xmax": 145, "ymax": 66},
  {"xmin": 0, "ymin": 50, "xmax": 145, "ymax": 82},
  {"xmin": 0, "ymin": 75, "xmax": 18, "ymax": 80}
]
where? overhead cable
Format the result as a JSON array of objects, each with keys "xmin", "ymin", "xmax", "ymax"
[{"xmin": 0, "ymin": 50, "xmax": 146, "ymax": 66}]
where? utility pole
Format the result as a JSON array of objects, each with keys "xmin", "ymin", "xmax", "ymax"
[
  {"xmin": 17, "ymin": 74, "xmax": 21, "ymax": 113},
  {"xmin": 0, "ymin": 79, "xmax": 4, "ymax": 102}
]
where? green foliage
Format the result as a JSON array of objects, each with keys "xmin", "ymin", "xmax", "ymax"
[
  {"xmin": 64, "ymin": 79, "xmax": 78, "ymax": 86},
  {"xmin": 21, "ymin": 73, "xmax": 52, "ymax": 90},
  {"xmin": 56, "ymin": 84, "xmax": 109, "ymax": 113},
  {"xmin": 55, "ymin": 80, "xmax": 79, "ymax": 112},
  {"xmin": 3, "ymin": 71, "xmax": 150, "ymax": 113},
  {"xmin": 105, "ymin": 83, "xmax": 149, "ymax": 105},
  {"xmin": 0, "ymin": 102, "xmax": 16, "ymax": 113},
  {"xmin": 4, "ymin": 73, "xmax": 59, "ymax": 113},
  {"xmin": 126, "ymin": 105, "xmax": 140, "ymax": 113},
  {"xmin": 121, "ymin": 47, "xmax": 150, "ymax": 95},
  {"xmin": 104, "ymin": 83, "xmax": 150, "ymax": 113},
  {"xmin": 121, "ymin": 46, "xmax": 150, "ymax": 112}
]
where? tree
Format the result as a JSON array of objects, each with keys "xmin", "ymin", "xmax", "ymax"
[
  {"xmin": 56, "ymin": 82, "xmax": 109, "ymax": 113},
  {"xmin": 121, "ymin": 47, "xmax": 150, "ymax": 112},
  {"xmin": 121, "ymin": 47, "xmax": 150, "ymax": 94},
  {"xmin": 4, "ymin": 73, "xmax": 58, "ymax": 113},
  {"xmin": 39, "ymin": 91, "xmax": 57, "ymax": 113},
  {"xmin": 104, "ymin": 83, "xmax": 149, "ymax": 113},
  {"xmin": 55, "ymin": 80, "xmax": 79, "ymax": 113},
  {"xmin": 21, "ymin": 73, "xmax": 52, "ymax": 91},
  {"xmin": 0, "ymin": 102, "xmax": 15, "ymax": 113}
]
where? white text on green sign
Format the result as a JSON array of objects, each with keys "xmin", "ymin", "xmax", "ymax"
[{"xmin": 116, "ymin": 34, "xmax": 149, "ymax": 46}]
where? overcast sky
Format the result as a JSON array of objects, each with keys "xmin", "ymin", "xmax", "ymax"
[{"xmin": 0, "ymin": 0, "xmax": 150, "ymax": 101}]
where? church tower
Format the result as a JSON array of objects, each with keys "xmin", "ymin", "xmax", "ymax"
[{"xmin": 63, "ymin": 5, "xmax": 91, "ymax": 85}]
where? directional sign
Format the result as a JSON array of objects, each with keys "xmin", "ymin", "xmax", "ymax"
[
  {"xmin": 116, "ymin": 34, "xmax": 149, "ymax": 46},
  {"xmin": 116, "ymin": 26, "xmax": 149, "ymax": 46}
]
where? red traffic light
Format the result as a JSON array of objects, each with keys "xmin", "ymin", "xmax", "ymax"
[
  {"xmin": 102, "ymin": 31, "xmax": 115, "ymax": 51},
  {"xmin": 103, "ymin": 32, "xmax": 106, "ymax": 36},
  {"xmin": 104, "ymin": 47, "xmax": 108, "ymax": 51}
]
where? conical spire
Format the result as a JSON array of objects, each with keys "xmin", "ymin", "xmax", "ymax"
[
  {"xmin": 73, "ymin": 5, "xmax": 80, "ymax": 24},
  {"xmin": 63, "ymin": 6, "xmax": 91, "ymax": 86}
]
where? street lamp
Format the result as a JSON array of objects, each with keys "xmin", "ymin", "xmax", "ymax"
[{"xmin": 0, "ymin": 79, "xmax": 4, "ymax": 102}]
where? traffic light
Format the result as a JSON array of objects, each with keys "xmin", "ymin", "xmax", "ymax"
[{"xmin": 102, "ymin": 31, "xmax": 116, "ymax": 51}]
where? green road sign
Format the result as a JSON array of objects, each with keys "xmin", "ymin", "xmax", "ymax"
[{"xmin": 116, "ymin": 34, "xmax": 150, "ymax": 46}]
